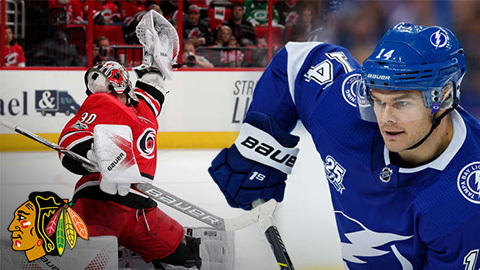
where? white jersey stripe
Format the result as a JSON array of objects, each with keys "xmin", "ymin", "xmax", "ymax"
[{"xmin": 285, "ymin": 42, "xmax": 324, "ymax": 105}]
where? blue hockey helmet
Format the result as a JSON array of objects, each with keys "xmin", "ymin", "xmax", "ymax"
[{"xmin": 357, "ymin": 22, "xmax": 466, "ymax": 122}]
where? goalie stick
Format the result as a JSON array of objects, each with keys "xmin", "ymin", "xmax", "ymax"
[
  {"xmin": 252, "ymin": 199, "xmax": 295, "ymax": 270},
  {"xmin": 0, "ymin": 118, "xmax": 277, "ymax": 231}
]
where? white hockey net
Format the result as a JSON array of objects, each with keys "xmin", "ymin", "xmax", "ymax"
[{"xmin": 136, "ymin": 10, "xmax": 179, "ymax": 80}]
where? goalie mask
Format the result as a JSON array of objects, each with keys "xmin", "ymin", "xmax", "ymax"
[{"xmin": 84, "ymin": 61, "xmax": 139, "ymax": 104}]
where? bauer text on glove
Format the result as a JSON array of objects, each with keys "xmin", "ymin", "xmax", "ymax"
[{"xmin": 208, "ymin": 112, "xmax": 299, "ymax": 210}]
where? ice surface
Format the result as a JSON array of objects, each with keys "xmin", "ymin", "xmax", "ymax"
[{"xmin": 0, "ymin": 126, "xmax": 343, "ymax": 270}]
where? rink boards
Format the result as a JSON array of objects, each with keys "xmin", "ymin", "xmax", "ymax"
[{"xmin": 0, "ymin": 69, "xmax": 262, "ymax": 151}]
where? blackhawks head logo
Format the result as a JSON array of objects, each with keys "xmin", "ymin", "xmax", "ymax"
[{"xmin": 8, "ymin": 191, "xmax": 89, "ymax": 261}]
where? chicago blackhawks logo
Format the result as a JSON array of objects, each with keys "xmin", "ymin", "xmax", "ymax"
[
  {"xmin": 138, "ymin": 128, "xmax": 156, "ymax": 159},
  {"xmin": 8, "ymin": 191, "xmax": 89, "ymax": 262},
  {"xmin": 457, "ymin": 161, "xmax": 480, "ymax": 204}
]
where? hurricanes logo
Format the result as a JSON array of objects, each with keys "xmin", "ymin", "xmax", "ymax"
[
  {"xmin": 138, "ymin": 128, "xmax": 156, "ymax": 159},
  {"xmin": 5, "ymin": 52, "xmax": 19, "ymax": 66},
  {"xmin": 188, "ymin": 28, "xmax": 201, "ymax": 39},
  {"xmin": 8, "ymin": 192, "xmax": 89, "ymax": 262},
  {"xmin": 430, "ymin": 30, "xmax": 448, "ymax": 50},
  {"xmin": 457, "ymin": 161, "xmax": 480, "ymax": 204}
]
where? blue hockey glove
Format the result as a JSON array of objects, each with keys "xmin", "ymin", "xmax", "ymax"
[{"xmin": 208, "ymin": 112, "xmax": 299, "ymax": 210}]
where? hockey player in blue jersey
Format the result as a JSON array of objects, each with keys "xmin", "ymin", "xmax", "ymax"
[{"xmin": 208, "ymin": 22, "xmax": 480, "ymax": 269}]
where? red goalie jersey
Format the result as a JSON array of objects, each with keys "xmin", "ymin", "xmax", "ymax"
[
  {"xmin": 58, "ymin": 62, "xmax": 187, "ymax": 262},
  {"xmin": 59, "ymin": 85, "xmax": 163, "ymax": 209}
]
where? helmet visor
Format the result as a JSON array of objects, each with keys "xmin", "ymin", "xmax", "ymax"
[{"xmin": 355, "ymin": 79, "xmax": 434, "ymax": 123}]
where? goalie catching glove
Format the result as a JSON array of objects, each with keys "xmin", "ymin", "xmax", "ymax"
[
  {"xmin": 208, "ymin": 112, "xmax": 300, "ymax": 210},
  {"xmin": 90, "ymin": 124, "xmax": 144, "ymax": 196},
  {"xmin": 135, "ymin": 10, "xmax": 179, "ymax": 80}
]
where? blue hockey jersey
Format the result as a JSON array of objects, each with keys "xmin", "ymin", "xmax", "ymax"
[{"xmin": 248, "ymin": 42, "xmax": 480, "ymax": 269}]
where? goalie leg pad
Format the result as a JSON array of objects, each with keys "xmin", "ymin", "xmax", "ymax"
[
  {"xmin": 151, "ymin": 227, "xmax": 234, "ymax": 270},
  {"xmin": 152, "ymin": 235, "xmax": 202, "ymax": 269}
]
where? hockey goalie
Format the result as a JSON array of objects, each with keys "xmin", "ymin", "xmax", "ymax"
[{"xmin": 56, "ymin": 10, "xmax": 233, "ymax": 270}]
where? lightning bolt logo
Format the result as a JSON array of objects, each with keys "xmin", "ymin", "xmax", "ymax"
[
  {"xmin": 336, "ymin": 211, "xmax": 413, "ymax": 269},
  {"xmin": 430, "ymin": 30, "xmax": 448, "ymax": 50},
  {"xmin": 342, "ymin": 230, "xmax": 411, "ymax": 264}
]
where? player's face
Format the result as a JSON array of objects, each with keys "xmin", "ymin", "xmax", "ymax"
[
  {"xmin": 371, "ymin": 89, "xmax": 432, "ymax": 152},
  {"xmin": 8, "ymin": 201, "xmax": 38, "ymax": 251}
]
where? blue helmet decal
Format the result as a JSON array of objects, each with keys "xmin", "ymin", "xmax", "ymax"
[{"xmin": 430, "ymin": 29, "xmax": 449, "ymax": 50}]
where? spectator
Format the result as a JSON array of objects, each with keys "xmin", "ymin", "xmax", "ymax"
[
  {"xmin": 92, "ymin": 0, "xmax": 122, "ymax": 24},
  {"xmin": 120, "ymin": 0, "xmax": 147, "ymax": 26},
  {"xmin": 243, "ymin": 0, "xmax": 280, "ymax": 27},
  {"xmin": 48, "ymin": 0, "xmax": 86, "ymax": 25},
  {"xmin": 215, "ymin": 25, "xmax": 234, "ymax": 47},
  {"xmin": 223, "ymin": 3, "xmax": 256, "ymax": 46},
  {"xmin": 161, "ymin": 0, "xmax": 190, "ymax": 21},
  {"xmin": 120, "ymin": 0, "xmax": 147, "ymax": 43},
  {"xmin": 2, "ymin": 26, "xmax": 26, "ymax": 67},
  {"xmin": 289, "ymin": 7, "xmax": 314, "ymax": 41},
  {"xmin": 147, "ymin": 3, "xmax": 163, "ymax": 15},
  {"xmin": 81, "ymin": 36, "xmax": 117, "ymax": 66},
  {"xmin": 250, "ymin": 36, "xmax": 268, "ymax": 67},
  {"xmin": 93, "ymin": 36, "xmax": 117, "ymax": 63},
  {"xmin": 220, "ymin": 37, "xmax": 244, "ymax": 67},
  {"xmin": 182, "ymin": 39, "xmax": 214, "ymax": 68},
  {"xmin": 183, "ymin": 5, "xmax": 212, "ymax": 47},
  {"xmin": 31, "ymin": 30, "xmax": 80, "ymax": 66},
  {"xmin": 276, "ymin": 0, "xmax": 308, "ymax": 28}
]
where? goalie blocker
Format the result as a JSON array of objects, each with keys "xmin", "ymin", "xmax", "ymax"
[{"xmin": 208, "ymin": 112, "xmax": 299, "ymax": 210}]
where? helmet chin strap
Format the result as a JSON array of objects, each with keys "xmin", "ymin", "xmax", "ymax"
[{"xmin": 406, "ymin": 107, "xmax": 454, "ymax": 150}]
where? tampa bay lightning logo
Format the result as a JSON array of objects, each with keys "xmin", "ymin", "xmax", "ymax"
[
  {"xmin": 335, "ymin": 211, "xmax": 413, "ymax": 269},
  {"xmin": 430, "ymin": 30, "xmax": 448, "ymax": 50},
  {"xmin": 342, "ymin": 74, "xmax": 361, "ymax": 107},
  {"xmin": 137, "ymin": 128, "xmax": 156, "ymax": 159},
  {"xmin": 457, "ymin": 161, "xmax": 480, "ymax": 204}
]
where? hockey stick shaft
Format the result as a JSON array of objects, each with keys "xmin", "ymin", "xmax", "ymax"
[
  {"xmin": 0, "ymin": 118, "xmax": 276, "ymax": 231},
  {"xmin": 0, "ymin": 118, "xmax": 96, "ymax": 167},
  {"xmin": 253, "ymin": 200, "xmax": 295, "ymax": 270}
]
